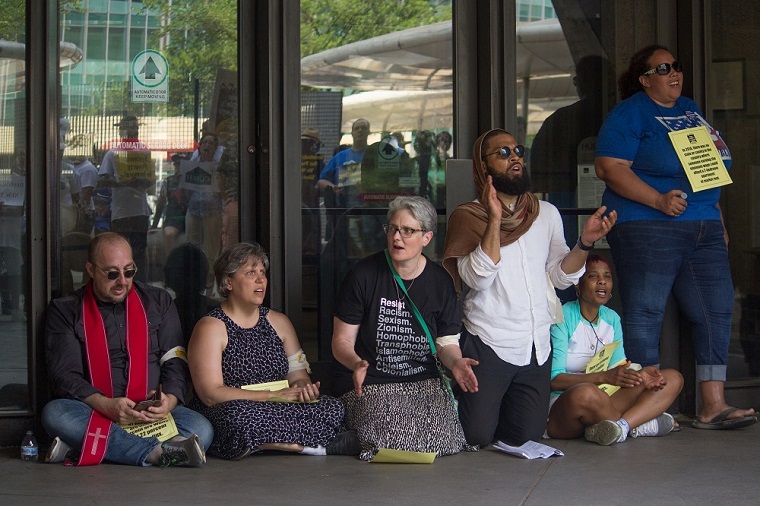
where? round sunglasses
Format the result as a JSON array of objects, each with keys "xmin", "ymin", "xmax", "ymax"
[
  {"xmin": 96, "ymin": 266, "xmax": 138, "ymax": 280},
  {"xmin": 481, "ymin": 145, "xmax": 525, "ymax": 160},
  {"xmin": 642, "ymin": 61, "xmax": 683, "ymax": 76}
]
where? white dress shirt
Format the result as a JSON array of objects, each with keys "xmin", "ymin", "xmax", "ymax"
[{"xmin": 457, "ymin": 200, "xmax": 583, "ymax": 367}]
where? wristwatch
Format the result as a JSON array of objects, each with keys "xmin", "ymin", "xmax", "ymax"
[{"xmin": 577, "ymin": 236, "xmax": 594, "ymax": 251}]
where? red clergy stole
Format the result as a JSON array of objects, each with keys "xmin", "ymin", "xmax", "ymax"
[{"xmin": 77, "ymin": 281, "xmax": 149, "ymax": 466}]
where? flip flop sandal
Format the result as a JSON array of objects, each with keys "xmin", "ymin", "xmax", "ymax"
[{"xmin": 692, "ymin": 407, "xmax": 758, "ymax": 430}]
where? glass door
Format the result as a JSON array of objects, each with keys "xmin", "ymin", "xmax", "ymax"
[
  {"xmin": 299, "ymin": 0, "xmax": 454, "ymax": 359},
  {"xmin": 0, "ymin": 0, "xmax": 28, "ymax": 412},
  {"xmin": 58, "ymin": 0, "xmax": 240, "ymax": 345}
]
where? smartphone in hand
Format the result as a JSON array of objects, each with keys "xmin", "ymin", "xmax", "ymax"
[{"xmin": 133, "ymin": 384, "xmax": 162, "ymax": 411}]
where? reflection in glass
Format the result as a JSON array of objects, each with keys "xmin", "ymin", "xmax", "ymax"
[
  {"xmin": 0, "ymin": 0, "xmax": 28, "ymax": 411},
  {"xmin": 300, "ymin": 1, "xmax": 454, "ymax": 359},
  {"xmin": 516, "ymin": 2, "xmax": 614, "ymax": 305},
  {"xmin": 59, "ymin": 0, "xmax": 238, "ymax": 345}
]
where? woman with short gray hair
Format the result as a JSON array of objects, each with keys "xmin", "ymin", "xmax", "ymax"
[{"xmin": 332, "ymin": 196, "xmax": 478, "ymax": 461}]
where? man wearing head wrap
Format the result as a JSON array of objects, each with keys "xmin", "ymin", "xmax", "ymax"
[{"xmin": 443, "ymin": 128, "xmax": 616, "ymax": 447}]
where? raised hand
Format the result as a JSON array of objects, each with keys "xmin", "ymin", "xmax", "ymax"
[{"xmin": 581, "ymin": 205, "xmax": 618, "ymax": 245}]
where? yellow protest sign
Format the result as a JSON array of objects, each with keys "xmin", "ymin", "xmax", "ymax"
[
  {"xmin": 585, "ymin": 341, "xmax": 624, "ymax": 396},
  {"xmin": 301, "ymin": 154, "xmax": 324, "ymax": 178},
  {"xmin": 668, "ymin": 126, "xmax": 732, "ymax": 192},
  {"xmin": 114, "ymin": 150, "xmax": 156, "ymax": 182},
  {"xmin": 585, "ymin": 341, "xmax": 620, "ymax": 374},
  {"xmin": 120, "ymin": 412, "xmax": 179, "ymax": 442},
  {"xmin": 338, "ymin": 161, "xmax": 361, "ymax": 187}
]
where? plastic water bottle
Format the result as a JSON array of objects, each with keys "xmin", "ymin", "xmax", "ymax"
[{"xmin": 20, "ymin": 430, "xmax": 38, "ymax": 462}]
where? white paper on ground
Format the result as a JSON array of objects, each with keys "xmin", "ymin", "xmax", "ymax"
[{"xmin": 492, "ymin": 440, "xmax": 564, "ymax": 459}]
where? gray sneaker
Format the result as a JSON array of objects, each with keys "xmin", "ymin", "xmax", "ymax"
[
  {"xmin": 45, "ymin": 437, "xmax": 75, "ymax": 463},
  {"xmin": 585, "ymin": 420, "xmax": 623, "ymax": 446},
  {"xmin": 631, "ymin": 413, "xmax": 675, "ymax": 438},
  {"xmin": 158, "ymin": 434, "xmax": 206, "ymax": 467}
]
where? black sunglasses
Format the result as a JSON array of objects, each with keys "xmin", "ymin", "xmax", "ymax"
[
  {"xmin": 481, "ymin": 145, "xmax": 525, "ymax": 160},
  {"xmin": 642, "ymin": 61, "xmax": 683, "ymax": 76},
  {"xmin": 98, "ymin": 266, "xmax": 138, "ymax": 280}
]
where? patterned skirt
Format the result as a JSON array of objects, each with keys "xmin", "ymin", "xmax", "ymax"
[
  {"xmin": 341, "ymin": 378, "xmax": 477, "ymax": 461},
  {"xmin": 190, "ymin": 395, "xmax": 345, "ymax": 460}
]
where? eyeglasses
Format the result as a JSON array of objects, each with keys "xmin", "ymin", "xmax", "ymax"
[
  {"xmin": 96, "ymin": 266, "xmax": 138, "ymax": 280},
  {"xmin": 481, "ymin": 145, "xmax": 525, "ymax": 160},
  {"xmin": 383, "ymin": 224, "xmax": 426, "ymax": 238},
  {"xmin": 642, "ymin": 61, "xmax": 683, "ymax": 76}
]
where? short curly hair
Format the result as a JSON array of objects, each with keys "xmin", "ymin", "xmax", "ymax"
[{"xmin": 214, "ymin": 242, "xmax": 270, "ymax": 299}]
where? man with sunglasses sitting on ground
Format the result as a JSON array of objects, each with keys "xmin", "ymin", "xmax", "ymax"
[
  {"xmin": 443, "ymin": 129, "xmax": 617, "ymax": 448},
  {"xmin": 41, "ymin": 232, "xmax": 213, "ymax": 467}
]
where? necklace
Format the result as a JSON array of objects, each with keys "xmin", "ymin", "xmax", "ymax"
[
  {"xmin": 393, "ymin": 256, "xmax": 422, "ymax": 306},
  {"xmin": 580, "ymin": 309, "xmax": 604, "ymax": 353}
]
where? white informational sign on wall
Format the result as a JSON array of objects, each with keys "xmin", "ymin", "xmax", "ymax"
[
  {"xmin": 131, "ymin": 49, "xmax": 169, "ymax": 103},
  {"xmin": 577, "ymin": 137, "xmax": 609, "ymax": 249}
]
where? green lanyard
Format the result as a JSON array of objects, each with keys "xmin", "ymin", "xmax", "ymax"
[{"xmin": 384, "ymin": 249, "xmax": 457, "ymax": 406}]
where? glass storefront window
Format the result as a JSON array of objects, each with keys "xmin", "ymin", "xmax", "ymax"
[
  {"xmin": 58, "ymin": 0, "xmax": 239, "ymax": 345},
  {"xmin": 518, "ymin": 0, "xmax": 613, "ymax": 304},
  {"xmin": 300, "ymin": 0, "xmax": 454, "ymax": 359},
  {"xmin": 0, "ymin": 0, "xmax": 28, "ymax": 411}
]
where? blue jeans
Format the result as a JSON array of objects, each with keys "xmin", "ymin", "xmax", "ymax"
[
  {"xmin": 42, "ymin": 399, "xmax": 214, "ymax": 466},
  {"xmin": 608, "ymin": 220, "xmax": 733, "ymax": 381}
]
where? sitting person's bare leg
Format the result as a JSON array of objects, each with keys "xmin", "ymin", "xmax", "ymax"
[
  {"xmin": 611, "ymin": 368, "xmax": 683, "ymax": 429},
  {"xmin": 259, "ymin": 443, "xmax": 305, "ymax": 453},
  {"xmin": 547, "ymin": 383, "xmax": 620, "ymax": 439}
]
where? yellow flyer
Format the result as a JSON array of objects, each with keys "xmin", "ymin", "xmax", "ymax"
[
  {"xmin": 241, "ymin": 380, "xmax": 318, "ymax": 403},
  {"xmin": 585, "ymin": 341, "xmax": 624, "ymax": 396},
  {"xmin": 241, "ymin": 379, "xmax": 290, "ymax": 391},
  {"xmin": 668, "ymin": 126, "xmax": 732, "ymax": 192},
  {"xmin": 370, "ymin": 448, "xmax": 436, "ymax": 464},
  {"xmin": 119, "ymin": 412, "xmax": 179, "ymax": 442}
]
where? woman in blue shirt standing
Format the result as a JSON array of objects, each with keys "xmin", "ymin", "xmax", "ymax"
[{"xmin": 595, "ymin": 45, "xmax": 756, "ymax": 430}]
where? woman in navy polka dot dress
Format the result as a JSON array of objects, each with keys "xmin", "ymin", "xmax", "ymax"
[{"xmin": 189, "ymin": 242, "xmax": 347, "ymax": 459}]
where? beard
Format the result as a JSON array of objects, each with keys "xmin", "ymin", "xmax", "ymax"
[{"xmin": 486, "ymin": 166, "xmax": 532, "ymax": 196}]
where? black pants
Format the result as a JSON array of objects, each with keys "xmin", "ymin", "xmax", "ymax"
[{"xmin": 458, "ymin": 330, "xmax": 550, "ymax": 447}]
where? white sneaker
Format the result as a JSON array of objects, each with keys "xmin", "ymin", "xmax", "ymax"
[
  {"xmin": 45, "ymin": 437, "xmax": 73, "ymax": 463},
  {"xmin": 631, "ymin": 413, "xmax": 675, "ymax": 438},
  {"xmin": 584, "ymin": 420, "xmax": 623, "ymax": 446}
]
